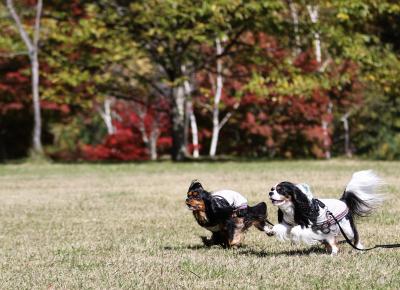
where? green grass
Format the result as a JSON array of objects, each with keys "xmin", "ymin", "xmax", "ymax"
[{"xmin": 0, "ymin": 160, "xmax": 399, "ymax": 289}]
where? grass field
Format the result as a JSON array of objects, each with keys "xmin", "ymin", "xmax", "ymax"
[{"xmin": 0, "ymin": 160, "xmax": 399, "ymax": 289}]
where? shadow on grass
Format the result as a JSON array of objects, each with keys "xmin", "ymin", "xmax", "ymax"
[
  {"xmin": 163, "ymin": 243, "xmax": 250, "ymax": 251},
  {"xmin": 238, "ymin": 246, "xmax": 328, "ymax": 257},
  {"xmin": 164, "ymin": 243, "xmax": 339, "ymax": 256}
]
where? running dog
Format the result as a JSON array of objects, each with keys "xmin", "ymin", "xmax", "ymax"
[
  {"xmin": 186, "ymin": 180, "xmax": 270, "ymax": 248},
  {"xmin": 266, "ymin": 170, "xmax": 384, "ymax": 255}
]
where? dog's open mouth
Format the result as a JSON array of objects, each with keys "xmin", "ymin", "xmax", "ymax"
[
  {"xmin": 186, "ymin": 204, "xmax": 199, "ymax": 211},
  {"xmin": 270, "ymin": 198, "xmax": 285, "ymax": 205}
]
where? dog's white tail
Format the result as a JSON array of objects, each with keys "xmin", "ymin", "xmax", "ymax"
[{"xmin": 341, "ymin": 170, "xmax": 384, "ymax": 217}]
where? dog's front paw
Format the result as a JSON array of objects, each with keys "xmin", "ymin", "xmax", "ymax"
[
  {"xmin": 289, "ymin": 225, "xmax": 303, "ymax": 244},
  {"xmin": 263, "ymin": 226, "xmax": 275, "ymax": 236},
  {"xmin": 273, "ymin": 224, "xmax": 290, "ymax": 241},
  {"xmin": 200, "ymin": 236, "xmax": 213, "ymax": 247}
]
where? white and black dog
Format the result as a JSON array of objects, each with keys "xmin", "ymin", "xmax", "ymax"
[{"xmin": 266, "ymin": 170, "xmax": 384, "ymax": 255}]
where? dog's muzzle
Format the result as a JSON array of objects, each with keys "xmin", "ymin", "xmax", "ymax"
[{"xmin": 185, "ymin": 198, "xmax": 198, "ymax": 210}]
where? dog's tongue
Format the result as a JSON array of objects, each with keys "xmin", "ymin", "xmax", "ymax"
[{"xmin": 271, "ymin": 199, "xmax": 284, "ymax": 205}]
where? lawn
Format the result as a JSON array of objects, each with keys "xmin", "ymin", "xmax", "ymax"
[{"xmin": 0, "ymin": 160, "xmax": 399, "ymax": 289}]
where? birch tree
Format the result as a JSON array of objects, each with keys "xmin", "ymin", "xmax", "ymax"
[
  {"xmin": 182, "ymin": 65, "xmax": 199, "ymax": 158},
  {"xmin": 98, "ymin": 97, "xmax": 116, "ymax": 135},
  {"xmin": 287, "ymin": 0, "xmax": 301, "ymax": 57},
  {"xmin": 209, "ymin": 38, "xmax": 224, "ymax": 157},
  {"xmin": 307, "ymin": 4, "xmax": 332, "ymax": 159},
  {"xmin": 133, "ymin": 104, "xmax": 160, "ymax": 161},
  {"xmin": 6, "ymin": 0, "xmax": 43, "ymax": 155},
  {"xmin": 96, "ymin": 0, "xmax": 268, "ymax": 160},
  {"xmin": 340, "ymin": 112, "xmax": 352, "ymax": 158},
  {"xmin": 209, "ymin": 38, "xmax": 238, "ymax": 157}
]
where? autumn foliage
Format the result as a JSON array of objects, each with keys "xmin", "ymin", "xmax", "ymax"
[{"xmin": 1, "ymin": 1, "xmax": 399, "ymax": 161}]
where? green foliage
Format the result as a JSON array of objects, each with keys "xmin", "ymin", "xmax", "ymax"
[
  {"xmin": 46, "ymin": 114, "xmax": 107, "ymax": 160},
  {"xmin": 40, "ymin": 3, "xmax": 151, "ymax": 109},
  {"xmin": 98, "ymin": 0, "xmax": 283, "ymax": 83},
  {"xmin": 1, "ymin": 0, "xmax": 400, "ymax": 160}
]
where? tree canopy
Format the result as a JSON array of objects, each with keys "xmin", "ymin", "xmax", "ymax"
[{"xmin": 0, "ymin": 0, "xmax": 399, "ymax": 161}]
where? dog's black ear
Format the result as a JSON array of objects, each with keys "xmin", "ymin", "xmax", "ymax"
[
  {"xmin": 277, "ymin": 209, "xmax": 284, "ymax": 223},
  {"xmin": 210, "ymin": 198, "xmax": 234, "ymax": 220},
  {"xmin": 248, "ymin": 202, "xmax": 267, "ymax": 218},
  {"xmin": 291, "ymin": 185, "xmax": 318, "ymax": 228},
  {"xmin": 292, "ymin": 187, "xmax": 310, "ymax": 208},
  {"xmin": 188, "ymin": 179, "xmax": 203, "ymax": 193}
]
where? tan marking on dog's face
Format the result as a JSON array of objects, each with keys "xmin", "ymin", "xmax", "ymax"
[
  {"xmin": 188, "ymin": 191, "xmax": 199, "ymax": 197},
  {"xmin": 186, "ymin": 199, "xmax": 205, "ymax": 211},
  {"xmin": 186, "ymin": 191, "xmax": 205, "ymax": 211}
]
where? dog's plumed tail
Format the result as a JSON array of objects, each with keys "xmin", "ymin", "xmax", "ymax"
[{"xmin": 341, "ymin": 170, "xmax": 384, "ymax": 217}]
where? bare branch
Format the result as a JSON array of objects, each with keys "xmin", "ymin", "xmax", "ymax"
[
  {"xmin": 0, "ymin": 51, "xmax": 29, "ymax": 58},
  {"xmin": 33, "ymin": 0, "xmax": 43, "ymax": 47},
  {"xmin": 218, "ymin": 103, "xmax": 239, "ymax": 130},
  {"xmin": 6, "ymin": 0, "xmax": 33, "ymax": 52}
]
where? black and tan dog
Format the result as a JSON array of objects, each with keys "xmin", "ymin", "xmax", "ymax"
[{"xmin": 186, "ymin": 180, "xmax": 270, "ymax": 248}]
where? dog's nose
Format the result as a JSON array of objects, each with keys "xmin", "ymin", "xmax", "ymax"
[
  {"xmin": 185, "ymin": 198, "xmax": 190, "ymax": 204},
  {"xmin": 269, "ymin": 191, "xmax": 273, "ymax": 197}
]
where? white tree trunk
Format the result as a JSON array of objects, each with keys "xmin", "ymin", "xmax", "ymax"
[
  {"xmin": 134, "ymin": 105, "xmax": 159, "ymax": 161},
  {"xmin": 182, "ymin": 65, "xmax": 200, "ymax": 158},
  {"xmin": 7, "ymin": 0, "xmax": 43, "ymax": 155},
  {"xmin": 31, "ymin": 50, "xmax": 43, "ymax": 153},
  {"xmin": 149, "ymin": 123, "xmax": 159, "ymax": 161},
  {"xmin": 341, "ymin": 112, "xmax": 352, "ymax": 158},
  {"xmin": 307, "ymin": 5, "xmax": 322, "ymax": 63},
  {"xmin": 288, "ymin": 0, "xmax": 301, "ymax": 56},
  {"xmin": 307, "ymin": 4, "xmax": 331, "ymax": 159},
  {"xmin": 209, "ymin": 38, "xmax": 224, "ymax": 157},
  {"xmin": 188, "ymin": 102, "xmax": 199, "ymax": 158},
  {"xmin": 321, "ymin": 102, "xmax": 332, "ymax": 159},
  {"xmin": 182, "ymin": 65, "xmax": 199, "ymax": 158},
  {"xmin": 98, "ymin": 98, "xmax": 115, "ymax": 134}
]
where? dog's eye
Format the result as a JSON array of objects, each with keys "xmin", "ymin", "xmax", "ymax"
[{"xmin": 271, "ymin": 187, "xmax": 275, "ymax": 191}]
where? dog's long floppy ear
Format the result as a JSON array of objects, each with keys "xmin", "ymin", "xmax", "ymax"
[
  {"xmin": 290, "ymin": 184, "xmax": 318, "ymax": 228},
  {"xmin": 248, "ymin": 202, "xmax": 267, "ymax": 218},
  {"xmin": 188, "ymin": 179, "xmax": 203, "ymax": 193},
  {"xmin": 277, "ymin": 209, "xmax": 284, "ymax": 223}
]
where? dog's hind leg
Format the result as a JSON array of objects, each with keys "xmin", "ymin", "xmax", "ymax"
[
  {"xmin": 252, "ymin": 218, "xmax": 267, "ymax": 231},
  {"xmin": 326, "ymin": 236, "xmax": 339, "ymax": 255},
  {"xmin": 227, "ymin": 217, "xmax": 245, "ymax": 247}
]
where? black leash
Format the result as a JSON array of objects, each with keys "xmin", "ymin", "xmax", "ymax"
[
  {"xmin": 265, "ymin": 219, "xmax": 274, "ymax": 227},
  {"xmin": 327, "ymin": 210, "xmax": 400, "ymax": 251}
]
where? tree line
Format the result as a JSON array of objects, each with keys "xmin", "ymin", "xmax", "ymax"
[{"xmin": 0, "ymin": 0, "xmax": 399, "ymax": 161}]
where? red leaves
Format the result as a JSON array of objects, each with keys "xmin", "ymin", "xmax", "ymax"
[
  {"xmin": 0, "ymin": 102, "xmax": 24, "ymax": 114},
  {"xmin": 81, "ymin": 130, "xmax": 148, "ymax": 161},
  {"xmin": 81, "ymin": 99, "xmax": 171, "ymax": 161},
  {"xmin": 41, "ymin": 101, "xmax": 71, "ymax": 114},
  {"xmin": 293, "ymin": 51, "xmax": 320, "ymax": 73}
]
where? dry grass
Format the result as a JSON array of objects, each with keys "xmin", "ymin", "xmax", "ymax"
[{"xmin": 0, "ymin": 160, "xmax": 399, "ymax": 289}]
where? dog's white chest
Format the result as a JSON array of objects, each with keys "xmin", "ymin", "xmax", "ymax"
[{"xmin": 280, "ymin": 204, "xmax": 296, "ymax": 225}]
